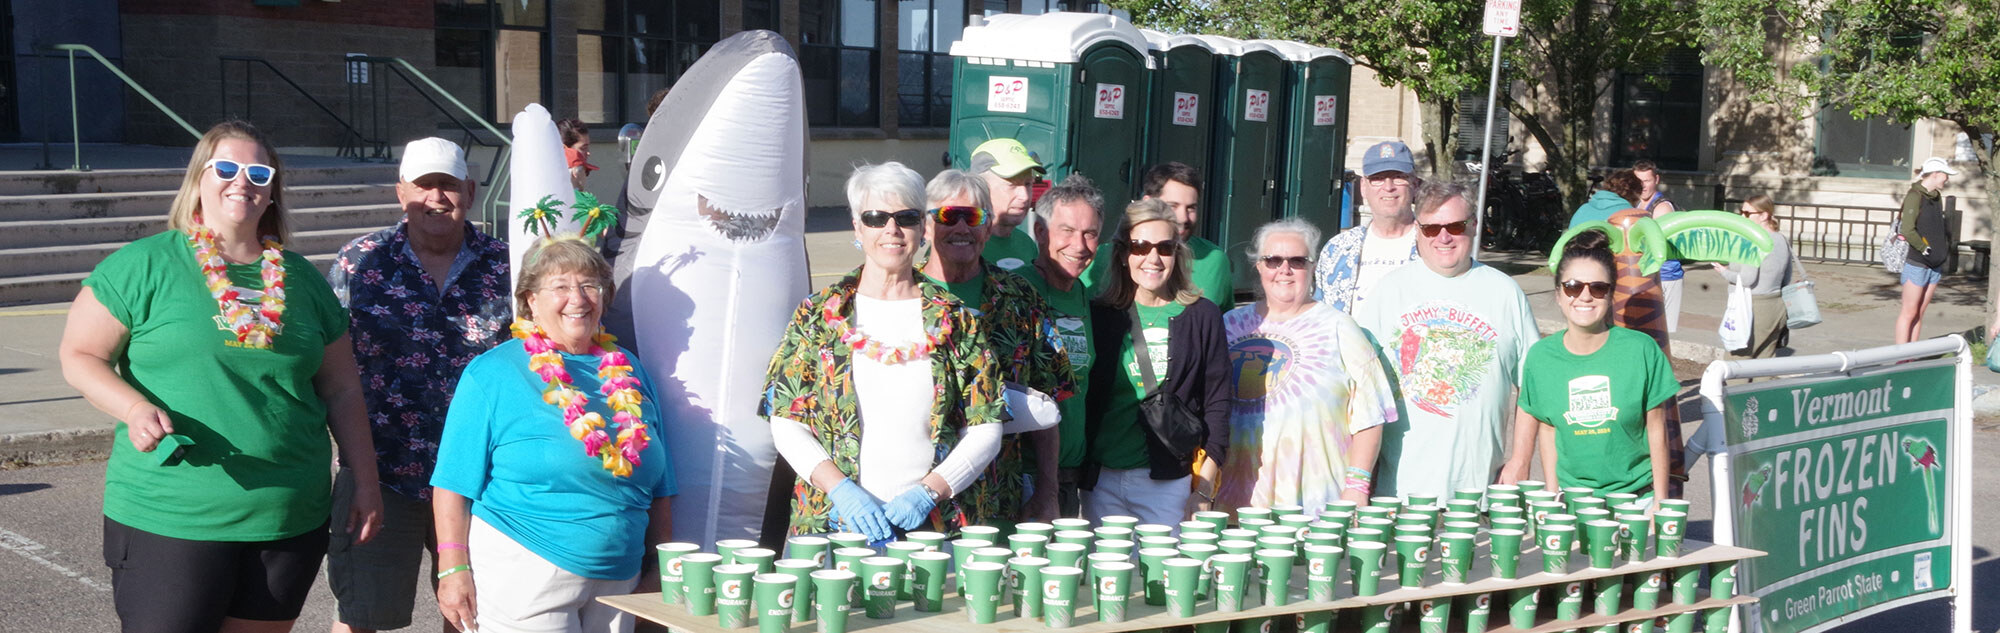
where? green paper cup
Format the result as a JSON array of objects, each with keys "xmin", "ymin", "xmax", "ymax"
[
  {"xmin": 737, "ymin": 547, "xmax": 778, "ymax": 574},
  {"xmin": 1443, "ymin": 520, "xmax": 1482, "ymax": 536},
  {"xmin": 1179, "ymin": 520, "xmax": 1215, "ymax": 536},
  {"xmin": 1703, "ymin": 605, "xmax": 1732, "ymax": 633},
  {"xmin": 1278, "ymin": 513, "xmax": 1313, "ymax": 534},
  {"xmin": 1487, "ymin": 493, "xmax": 1522, "ymax": 511},
  {"xmin": 1490, "ymin": 528, "xmax": 1525, "ymax": 580},
  {"xmin": 717, "ymin": 538, "xmax": 759, "ymax": 563},
  {"xmin": 1045, "ymin": 542, "xmax": 1087, "ymax": 569},
  {"xmin": 1618, "ymin": 513, "xmax": 1652, "ymax": 562},
  {"xmin": 775, "ymin": 560, "xmax": 820, "ymax": 626},
  {"xmin": 1303, "ymin": 545, "xmax": 1343, "ymax": 601},
  {"xmin": 1016, "ymin": 522, "xmax": 1056, "ymax": 539},
  {"xmin": 1665, "ymin": 611, "xmax": 1697, "ymax": 633},
  {"xmin": 1090, "ymin": 560, "xmax": 1134, "ymax": 623},
  {"xmin": 1560, "ymin": 486, "xmax": 1593, "ymax": 507},
  {"xmin": 971, "ymin": 546, "xmax": 1013, "ymax": 567},
  {"xmin": 1347, "ymin": 526, "xmax": 1386, "ymax": 545},
  {"xmin": 1574, "ymin": 496, "xmax": 1609, "ymax": 517},
  {"xmin": 1209, "ymin": 553, "xmax": 1253, "ymax": 612},
  {"xmin": 1359, "ymin": 503, "xmax": 1395, "ymax": 521},
  {"xmin": 1417, "ymin": 597, "xmax": 1455, "ymax": 633},
  {"xmin": 1303, "ymin": 530, "xmax": 1341, "ymax": 552},
  {"xmin": 961, "ymin": 525, "xmax": 1003, "ymax": 543},
  {"xmin": 1254, "ymin": 536, "xmax": 1297, "ymax": 559},
  {"xmin": 1010, "ymin": 533, "xmax": 1051, "ymax": 559},
  {"xmin": 1323, "ymin": 499, "xmax": 1359, "ymax": 514},
  {"xmin": 1439, "ymin": 532, "xmax": 1475, "ymax": 584},
  {"xmin": 1395, "ymin": 510, "xmax": 1434, "ymax": 528},
  {"xmin": 1605, "ymin": 491, "xmax": 1640, "ymax": 508},
  {"xmin": 1182, "ymin": 531, "xmax": 1222, "ymax": 547},
  {"xmin": 1529, "ymin": 501, "xmax": 1564, "ymax": 532},
  {"xmin": 1395, "ymin": 535, "xmax": 1432, "ymax": 588},
  {"xmin": 1007, "ymin": 555, "xmax": 1050, "ymax": 619},
  {"xmin": 1632, "ymin": 570, "xmax": 1664, "ymax": 610},
  {"xmin": 959, "ymin": 561, "xmax": 1006, "ymax": 624},
  {"xmin": 952, "ymin": 538, "xmax": 992, "ymax": 592},
  {"xmin": 1102, "ymin": 515, "xmax": 1141, "ymax": 530},
  {"xmin": 1258, "ymin": 524, "xmax": 1299, "ymax": 542},
  {"xmin": 827, "ymin": 532, "xmax": 869, "ymax": 551},
  {"xmin": 1347, "ymin": 540, "xmax": 1387, "ymax": 597},
  {"xmin": 656, "ymin": 543, "xmax": 701, "ymax": 605},
  {"xmin": 1358, "ymin": 516, "xmax": 1396, "ymax": 534},
  {"xmin": 1405, "ymin": 493, "xmax": 1439, "ymax": 507},
  {"xmin": 1193, "ymin": 510, "xmax": 1231, "ymax": 530},
  {"xmin": 1594, "ymin": 575, "xmax": 1624, "ymax": 616},
  {"xmin": 910, "ymin": 551, "xmax": 950, "ymax": 612},
  {"xmin": 1655, "ymin": 510, "xmax": 1687, "ymax": 558},
  {"xmin": 885, "ymin": 542, "xmax": 925, "ymax": 599},
  {"xmin": 1585, "ymin": 520, "xmax": 1621, "ymax": 569},
  {"xmin": 1300, "ymin": 611, "xmax": 1334, "ymax": 633},
  {"xmin": 1192, "ymin": 621, "xmax": 1228, "ymax": 633},
  {"xmin": 1138, "ymin": 535, "xmax": 1179, "ymax": 551},
  {"xmin": 830, "ymin": 547, "xmax": 875, "ymax": 597},
  {"xmin": 1220, "ymin": 527, "xmax": 1260, "ymax": 542},
  {"xmin": 1712, "ymin": 561, "xmax": 1738, "ymax": 598},
  {"xmin": 1520, "ymin": 482, "xmax": 1553, "ymax": 497},
  {"xmin": 681, "ymin": 553, "xmax": 725, "ymax": 616},
  {"xmin": 1134, "ymin": 524, "xmax": 1174, "ymax": 541},
  {"xmin": 1670, "ymin": 564, "xmax": 1701, "ymax": 605},
  {"xmin": 1054, "ymin": 530, "xmax": 1094, "ymax": 547},
  {"xmin": 1578, "ymin": 508, "xmax": 1614, "ymax": 532},
  {"xmin": 1541, "ymin": 524, "xmax": 1576, "ymax": 574},
  {"xmin": 1094, "ymin": 539, "xmax": 1135, "ymax": 558},
  {"xmin": 1508, "ymin": 586, "xmax": 1540, "ymax": 629},
  {"xmin": 1393, "ymin": 523, "xmax": 1434, "ymax": 543},
  {"xmin": 786, "ymin": 536, "xmax": 831, "ymax": 568},
  {"xmin": 1307, "ymin": 519, "xmax": 1342, "ymax": 536},
  {"xmin": 1138, "ymin": 547, "xmax": 1176, "ymax": 605},
  {"xmin": 1461, "ymin": 592, "xmax": 1494, "ymax": 633},
  {"xmin": 1238, "ymin": 507, "xmax": 1275, "ymax": 523},
  {"xmin": 1490, "ymin": 516, "xmax": 1529, "ymax": 540},
  {"xmin": 1180, "ymin": 542, "xmax": 1219, "ymax": 599},
  {"xmin": 1659, "ymin": 499, "xmax": 1691, "ymax": 515},
  {"xmin": 1271, "ymin": 503, "xmax": 1308, "ymax": 515},
  {"xmin": 1041, "ymin": 565, "xmax": 1083, "ymax": 628},
  {"xmin": 754, "ymin": 572, "xmax": 797, "ymax": 633},
  {"xmin": 1360, "ymin": 601, "xmax": 1403, "ymax": 633},
  {"xmin": 1052, "ymin": 518, "xmax": 1093, "ymax": 532},
  {"xmin": 906, "ymin": 530, "xmax": 947, "ymax": 552},
  {"xmin": 810, "ymin": 569, "xmax": 855, "ymax": 633},
  {"xmin": 1161, "ymin": 558, "xmax": 1205, "ymax": 617},
  {"xmin": 1456, "ymin": 487, "xmax": 1488, "ymax": 502},
  {"xmin": 855, "ymin": 557, "xmax": 902, "ymax": 619},
  {"xmin": 1219, "ymin": 539, "xmax": 1257, "ymax": 556},
  {"xmin": 1555, "ymin": 580, "xmax": 1585, "ymax": 620},
  {"xmin": 1253, "ymin": 548, "xmax": 1294, "ymax": 606},
  {"xmin": 714, "ymin": 563, "xmax": 758, "ymax": 629},
  {"xmin": 1320, "ymin": 510, "xmax": 1355, "ymax": 530},
  {"xmin": 1093, "ymin": 526, "xmax": 1135, "ymax": 542}
]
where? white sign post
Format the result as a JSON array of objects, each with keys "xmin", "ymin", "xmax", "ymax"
[{"xmin": 1471, "ymin": 0, "xmax": 1518, "ymax": 260}]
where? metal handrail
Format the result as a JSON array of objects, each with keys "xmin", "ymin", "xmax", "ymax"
[
  {"xmin": 346, "ymin": 55, "xmax": 510, "ymax": 144},
  {"xmin": 343, "ymin": 55, "xmax": 514, "ymax": 232},
  {"xmin": 46, "ymin": 43, "xmax": 200, "ymax": 170},
  {"xmin": 219, "ymin": 55, "xmax": 386, "ymax": 160}
]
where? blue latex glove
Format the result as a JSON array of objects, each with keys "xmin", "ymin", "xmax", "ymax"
[
  {"xmin": 882, "ymin": 485, "xmax": 938, "ymax": 530},
  {"xmin": 827, "ymin": 479, "xmax": 893, "ymax": 541}
]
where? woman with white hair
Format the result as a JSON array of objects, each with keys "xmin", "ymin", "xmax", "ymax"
[
  {"xmin": 760, "ymin": 162, "xmax": 1004, "ymax": 538},
  {"xmin": 1215, "ymin": 218, "xmax": 1396, "ymax": 513}
]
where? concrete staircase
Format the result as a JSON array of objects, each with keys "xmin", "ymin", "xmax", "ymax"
[{"xmin": 0, "ymin": 164, "xmax": 405, "ymax": 305}]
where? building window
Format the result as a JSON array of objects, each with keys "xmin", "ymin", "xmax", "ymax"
[
  {"xmin": 897, "ymin": 0, "xmax": 959, "ymax": 128},
  {"xmin": 745, "ymin": 0, "xmax": 781, "ymax": 31},
  {"xmin": 577, "ymin": 0, "xmax": 717, "ymax": 125},
  {"xmin": 1612, "ymin": 48, "xmax": 1702, "ymax": 171},
  {"xmin": 435, "ymin": 0, "xmax": 551, "ymax": 124},
  {"xmin": 1813, "ymin": 107, "xmax": 1913, "ymax": 178},
  {"xmin": 802, "ymin": 0, "xmax": 879, "ymax": 128}
]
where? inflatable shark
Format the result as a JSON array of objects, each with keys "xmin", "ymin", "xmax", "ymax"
[{"xmin": 622, "ymin": 30, "xmax": 810, "ymax": 545}]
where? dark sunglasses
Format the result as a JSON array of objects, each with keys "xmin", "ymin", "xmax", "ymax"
[
  {"xmin": 1418, "ymin": 220, "xmax": 1470, "ymax": 238},
  {"xmin": 1559, "ymin": 279, "xmax": 1614, "ymax": 299},
  {"xmin": 859, "ymin": 209, "xmax": 923, "ymax": 228},
  {"xmin": 205, "ymin": 158, "xmax": 276, "ymax": 187},
  {"xmin": 929, "ymin": 205, "xmax": 988, "ymax": 226},
  {"xmin": 1127, "ymin": 238, "xmax": 1180, "ymax": 256},
  {"xmin": 1259, "ymin": 256, "xmax": 1312, "ymax": 270}
]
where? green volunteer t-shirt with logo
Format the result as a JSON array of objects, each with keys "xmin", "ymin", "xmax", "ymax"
[
  {"xmin": 84, "ymin": 231, "xmax": 349, "ymax": 541},
  {"xmin": 1517, "ymin": 326, "xmax": 1678, "ymax": 495},
  {"xmin": 1016, "ymin": 264, "xmax": 1095, "ymax": 469},
  {"xmin": 924, "ymin": 272, "xmax": 986, "ymax": 316},
  {"xmin": 982, "ymin": 224, "xmax": 1041, "ymax": 274},
  {"xmin": 1094, "ymin": 300, "xmax": 1185, "ymax": 471},
  {"xmin": 1080, "ymin": 236, "xmax": 1234, "ymax": 309}
]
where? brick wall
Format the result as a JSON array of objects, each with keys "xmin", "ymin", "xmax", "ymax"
[{"xmin": 120, "ymin": 0, "xmax": 433, "ymax": 29}]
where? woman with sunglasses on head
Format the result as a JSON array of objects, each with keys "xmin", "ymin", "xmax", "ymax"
[
  {"xmin": 1501, "ymin": 230, "xmax": 1675, "ymax": 506},
  {"xmin": 761, "ymin": 162, "xmax": 1003, "ymax": 539},
  {"xmin": 1081, "ymin": 198, "xmax": 1233, "ymax": 525},
  {"xmin": 1713, "ymin": 195, "xmax": 1793, "ymax": 360},
  {"xmin": 1215, "ymin": 219, "xmax": 1397, "ymax": 515},
  {"xmin": 59, "ymin": 121, "xmax": 384, "ymax": 633}
]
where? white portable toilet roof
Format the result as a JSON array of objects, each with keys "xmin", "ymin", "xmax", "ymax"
[
  {"xmin": 1165, "ymin": 34, "xmax": 1218, "ymax": 53},
  {"xmin": 951, "ymin": 11, "xmax": 1153, "ymax": 67},
  {"xmin": 1251, "ymin": 40, "xmax": 1351, "ymax": 64},
  {"xmin": 1186, "ymin": 34, "xmax": 1280, "ymax": 58},
  {"xmin": 1139, "ymin": 28, "xmax": 1170, "ymax": 52}
]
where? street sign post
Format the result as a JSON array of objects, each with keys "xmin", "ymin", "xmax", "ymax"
[
  {"xmin": 1697, "ymin": 337, "xmax": 1973, "ymax": 633},
  {"xmin": 1470, "ymin": 0, "xmax": 1519, "ymax": 259}
]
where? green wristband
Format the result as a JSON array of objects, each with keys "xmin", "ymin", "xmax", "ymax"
[{"xmin": 436, "ymin": 564, "xmax": 472, "ymax": 580}]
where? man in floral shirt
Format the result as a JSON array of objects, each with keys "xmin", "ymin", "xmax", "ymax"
[
  {"xmin": 1315, "ymin": 140, "xmax": 1423, "ymax": 314},
  {"xmin": 324, "ymin": 138, "xmax": 512, "ymax": 633}
]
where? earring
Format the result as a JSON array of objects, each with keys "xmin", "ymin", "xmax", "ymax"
[{"xmin": 852, "ymin": 238, "xmax": 862, "ymax": 250}]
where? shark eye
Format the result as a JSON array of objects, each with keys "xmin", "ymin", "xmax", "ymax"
[{"xmin": 642, "ymin": 155, "xmax": 666, "ymax": 192}]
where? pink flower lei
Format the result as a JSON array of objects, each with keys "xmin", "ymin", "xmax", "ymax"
[{"xmin": 510, "ymin": 320, "xmax": 650, "ymax": 477}]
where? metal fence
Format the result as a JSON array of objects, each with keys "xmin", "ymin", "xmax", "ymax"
[{"xmin": 1713, "ymin": 184, "xmax": 1963, "ymax": 270}]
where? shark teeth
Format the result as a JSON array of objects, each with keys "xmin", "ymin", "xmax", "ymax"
[{"xmin": 697, "ymin": 194, "xmax": 782, "ymax": 243}]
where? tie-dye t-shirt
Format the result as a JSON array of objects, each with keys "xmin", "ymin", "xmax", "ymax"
[{"xmin": 1215, "ymin": 303, "xmax": 1398, "ymax": 513}]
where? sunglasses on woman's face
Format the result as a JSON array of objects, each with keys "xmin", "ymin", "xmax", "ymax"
[
  {"xmin": 1258, "ymin": 255, "xmax": 1312, "ymax": 270},
  {"xmin": 1559, "ymin": 279, "xmax": 1613, "ymax": 299},
  {"xmin": 1127, "ymin": 238, "xmax": 1180, "ymax": 256},
  {"xmin": 1418, "ymin": 220, "xmax": 1470, "ymax": 238},
  {"xmin": 859, "ymin": 209, "xmax": 923, "ymax": 228},
  {"xmin": 929, "ymin": 205, "xmax": 988, "ymax": 226},
  {"xmin": 205, "ymin": 158, "xmax": 276, "ymax": 187}
]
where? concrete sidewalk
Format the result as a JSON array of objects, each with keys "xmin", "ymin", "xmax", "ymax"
[{"xmin": 5, "ymin": 230, "xmax": 1998, "ymax": 465}]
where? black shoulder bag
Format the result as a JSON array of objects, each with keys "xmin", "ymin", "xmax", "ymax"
[{"xmin": 1129, "ymin": 307, "xmax": 1206, "ymax": 463}]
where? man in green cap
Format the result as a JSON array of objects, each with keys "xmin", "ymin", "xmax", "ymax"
[{"xmin": 970, "ymin": 138, "xmax": 1048, "ymax": 271}]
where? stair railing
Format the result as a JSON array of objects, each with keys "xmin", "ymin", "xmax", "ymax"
[
  {"xmin": 44, "ymin": 44, "xmax": 200, "ymax": 171},
  {"xmin": 343, "ymin": 55, "xmax": 514, "ymax": 234},
  {"xmin": 219, "ymin": 55, "xmax": 388, "ymax": 161}
]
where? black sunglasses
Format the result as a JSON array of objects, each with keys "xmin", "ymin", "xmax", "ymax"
[
  {"xmin": 1560, "ymin": 280, "xmax": 1613, "ymax": 299},
  {"xmin": 1418, "ymin": 220, "xmax": 1470, "ymax": 238},
  {"xmin": 1127, "ymin": 239, "xmax": 1180, "ymax": 256},
  {"xmin": 860, "ymin": 209, "xmax": 923, "ymax": 228},
  {"xmin": 1259, "ymin": 256, "xmax": 1312, "ymax": 270}
]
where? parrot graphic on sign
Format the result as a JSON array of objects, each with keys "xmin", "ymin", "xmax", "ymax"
[
  {"xmin": 1902, "ymin": 437, "xmax": 1941, "ymax": 534},
  {"xmin": 1739, "ymin": 463, "xmax": 1771, "ymax": 509}
]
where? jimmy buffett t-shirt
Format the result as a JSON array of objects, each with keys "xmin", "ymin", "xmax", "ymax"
[
  {"xmin": 1356, "ymin": 262, "xmax": 1541, "ymax": 499},
  {"xmin": 1517, "ymin": 327, "xmax": 1677, "ymax": 495}
]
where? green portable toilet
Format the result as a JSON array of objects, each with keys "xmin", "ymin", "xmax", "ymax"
[
  {"xmin": 1138, "ymin": 29, "xmax": 1217, "ymax": 194},
  {"xmin": 948, "ymin": 12, "xmax": 1152, "ymax": 227},
  {"xmin": 1194, "ymin": 35, "xmax": 1287, "ymax": 289},
  {"xmin": 1255, "ymin": 40, "xmax": 1354, "ymax": 234}
]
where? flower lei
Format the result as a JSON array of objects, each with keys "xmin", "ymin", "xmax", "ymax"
[
  {"xmin": 188, "ymin": 226, "xmax": 286, "ymax": 349},
  {"xmin": 822, "ymin": 292, "xmax": 951, "ymax": 364},
  {"xmin": 512, "ymin": 320, "xmax": 651, "ymax": 477}
]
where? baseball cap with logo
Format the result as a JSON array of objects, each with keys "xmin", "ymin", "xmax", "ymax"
[
  {"xmin": 969, "ymin": 138, "xmax": 1046, "ymax": 179},
  {"xmin": 1919, "ymin": 156, "xmax": 1960, "ymax": 177},
  {"xmin": 399, "ymin": 137, "xmax": 469, "ymax": 182},
  {"xmin": 1361, "ymin": 140, "xmax": 1416, "ymax": 177}
]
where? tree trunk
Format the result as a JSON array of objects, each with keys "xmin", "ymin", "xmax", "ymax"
[
  {"xmin": 1982, "ymin": 137, "xmax": 1999, "ymax": 339},
  {"xmin": 1419, "ymin": 98, "xmax": 1460, "ymax": 180}
]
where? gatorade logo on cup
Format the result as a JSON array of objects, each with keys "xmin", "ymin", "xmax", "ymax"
[
  {"xmin": 1440, "ymin": 541, "xmax": 1454, "ymax": 558},
  {"xmin": 1308, "ymin": 559, "xmax": 1326, "ymax": 576},
  {"xmin": 812, "ymin": 552, "xmax": 827, "ymax": 566},
  {"xmin": 1260, "ymin": 620, "xmax": 1274, "ymax": 633},
  {"xmin": 1544, "ymin": 536, "xmax": 1561, "ymax": 550},
  {"xmin": 1043, "ymin": 579, "xmax": 1063, "ymax": 600},
  {"xmin": 778, "ymin": 589, "xmax": 795, "ymax": 609},
  {"xmin": 1006, "ymin": 569, "xmax": 1020, "ymax": 589},
  {"xmin": 1476, "ymin": 594, "xmax": 1492, "ymax": 609},
  {"xmin": 1618, "ymin": 526, "xmax": 1632, "ymax": 540},
  {"xmin": 836, "ymin": 561, "xmax": 852, "ymax": 573},
  {"xmin": 721, "ymin": 580, "xmax": 744, "ymax": 599},
  {"xmin": 1527, "ymin": 592, "xmax": 1539, "ymax": 606},
  {"xmin": 1098, "ymin": 577, "xmax": 1117, "ymax": 596},
  {"xmin": 870, "ymin": 572, "xmax": 893, "ymax": 590},
  {"xmin": 1416, "ymin": 548, "xmax": 1430, "ymax": 562},
  {"xmin": 1385, "ymin": 603, "xmax": 1402, "ymax": 617},
  {"xmin": 1565, "ymin": 582, "xmax": 1583, "ymax": 596},
  {"xmin": 667, "ymin": 559, "xmax": 684, "ymax": 576},
  {"xmin": 1646, "ymin": 573, "xmax": 1663, "ymax": 587},
  {"xmin": 1421, "ymin": 601, "xmax": 1436, "ymax": 615},
  {"xmin": 1664, "ymin": 522, "xmax": 1681, "ymax": 536}
]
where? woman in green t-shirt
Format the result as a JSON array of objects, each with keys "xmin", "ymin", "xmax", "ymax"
[
  {"xmin": 59, "ymin": 121, "xmax": 383, "ymax": 632},
  {"xmin": 1501, "ymin": 230, "xmax": 1676, "ymax": 506}
]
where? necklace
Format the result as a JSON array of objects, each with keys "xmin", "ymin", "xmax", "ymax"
[
  {"xmin": 822, "ymin": 292, "xmax": 950, "ymax": 364},
  {"xmin": 189, "ymin": 226, "xmax": 286, "ymax": 349},
  {"xmin": 512, "ymin": 320, "xmax": 651, "ymax": 477}
]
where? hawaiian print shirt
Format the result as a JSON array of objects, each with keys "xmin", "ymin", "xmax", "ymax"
[
  {"xmin": 954, "ymin": 264, "xmax": 1076, "ymax": 526},
  {"xmin": 759, "ymin": 270, "xmax": 1004, "ymax": 535},
  {"xmin": 1314, "ymin": 224, "xmax": 1418, "ymax": 314},
  {"xmin": 327, "ymin": 222, "xmax": 512, "ymax": 501}
]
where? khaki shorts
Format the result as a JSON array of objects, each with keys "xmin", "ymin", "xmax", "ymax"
[{"xmin": 327, "ymin": 467, "xmax": 438, "ymax": 630}]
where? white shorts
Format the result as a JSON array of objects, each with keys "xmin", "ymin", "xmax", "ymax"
[
  {"xmin": 1083, "ymin": 468, "xmax": 1191, "ymax": 528},
  {"xmin": 468, "ymin": 517, "xmax": 639, "ymax": 633}
]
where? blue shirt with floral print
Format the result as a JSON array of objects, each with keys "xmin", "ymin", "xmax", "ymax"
[{"xmin": 328, "ymin": 222, "xmax": 512, "ymax": 501}]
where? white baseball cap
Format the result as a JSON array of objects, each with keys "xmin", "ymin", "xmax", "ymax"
[
  {"xmin": 399, "ymin": 137, "xmax": 468, "ymax": 182},
  {"xmin": 1919, "ymin": 156, "xmax": 1960, "ymax": 177}
]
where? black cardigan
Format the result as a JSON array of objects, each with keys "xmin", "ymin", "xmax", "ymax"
[{"xmin": 1082, "ymin": 297, "xmax": 1234, "ymax": 482}]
